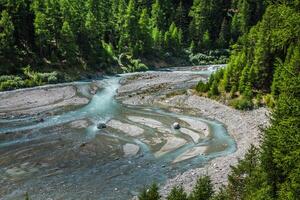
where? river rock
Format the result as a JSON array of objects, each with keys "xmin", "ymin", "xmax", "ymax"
[
  {"xmin": 173, "ymin": 122, "xmax": 181, "ymax": 129},
  {"xmin": 97, "ymin": 123, "xmax": 107, "ymax": 129}
]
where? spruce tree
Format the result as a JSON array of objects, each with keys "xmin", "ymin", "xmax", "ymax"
[
  {"xmin": 138, "ymin": 8, "xmax": 152, "ymax": 54},
  {"xmin": 118, "ymin": 0, "xmax": 139, "ymax": 54},
  {"xmin": 138, "ymin": 183, "xmax": 160, "ymax": 200},
  {"xmin": 150, "ymin": 0, "xmax": 164, "ymax": 30},
  {"xmin": 189, "ymin": 176, "xmax": 214, "ymax": 200},
  {"xmin": 167, "ymin": 186, "xmax": 188, "ymax": 200},
  {"xmin": 59, "ymin": 21, "xmax": 78, "ymax": 62},
  {"xmin": 0, "ymin": 10, "xmax": 14, "ymax": 53}
]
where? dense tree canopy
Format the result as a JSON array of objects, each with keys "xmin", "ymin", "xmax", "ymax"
[
  {"xmin": 0, "ymin": 0, "xmax": 269, "ymax": 75},
  {"xmin": 0, "ymin": 0, "xmax": 299, "ymax": 199}
]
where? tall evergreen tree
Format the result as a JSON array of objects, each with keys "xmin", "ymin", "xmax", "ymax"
[
  {"xmin": 189, "ymin": 176, "xmax": 214, "ymax": 200},
  {"xmin": 0, "ymin": 10, "xmax": 14, "ymax": 53},
  {"xmin": 118, "ymin": 0, "xmax": 139, "ymax": 54},
  {"xmin": 59, "ymin": 21, "xmax": 78, "ymax": 62},
  {"xmin": 138, "ymin": 8, "xmax": 152, "ymax": 54}
]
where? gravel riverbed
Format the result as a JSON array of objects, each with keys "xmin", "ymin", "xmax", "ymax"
[{"xmin": 117, "ymin": 71, "xmax": 269, "ymax": 198}]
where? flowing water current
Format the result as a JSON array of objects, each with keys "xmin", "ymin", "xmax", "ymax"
[{"xmin": 0, "ymin": 66, "xmax": 235, "ymax": 200}]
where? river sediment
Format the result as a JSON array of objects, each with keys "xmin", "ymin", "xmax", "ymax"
[
  {"xmin": 117, "ymin": 70, "xmax": 269, "ymax": 197},
  {"xmin": 0, "ymin": 66, "xmax": 269, "ymax": 200}
]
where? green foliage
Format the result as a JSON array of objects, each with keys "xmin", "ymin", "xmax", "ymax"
[
  {"xmin": 189, "ymin": 176, "xmax": 214, "ymax": 200},
  {"xmin": 138, "ymin": 183, "xmax": 160, "ymax": 200},
  {"xmin": 0, "ymin": 10, "xmax": 14, "ymax": 52},
  {"xmin": 118, "ymin": 53, "xmax": 148, "ymax": 73},
  {"xmin": 0, "ymin": 76, "xmax": 25, "ymax": 91},
  {"xmin": 164, "ymin": 22, "xmax": 183, "ymax": 53},
  {"xmin": 189, "ymin": 50, "xmax": 229, "ymax": 65},
  {"xmin": 202, "ymin": 3, "xmax": 300, "ymax": 109},
  {"xmin": 230, "ymin": 85, "xmax": 237, "ymax": 98},
  {"xmin": 25, "ymin": 192, "xmax": 30, "ymax": 200},
  {"xmin": 0, "ymin": 0, "xmax": 269, "ymax": 75},
  {"xmin": 196, "ymin": 81, "xmax": 209, "ymax": 93},
  {"xmin": 119, "ymin": 0, "xmax": 139, "ymax": 54},
  {"xmin": 211, "ymin": 187, "xmax": 230, "ymax": 200},
  {"xmin": 0, "ymin": 66, "xmax": 61, "ymax": 91},
  {"xmin": 261, "ymin": 43, "xmax": 300, "ymax": 199},
  {"xmin": 138, "ymin": 8, "xmax": 152, "ymax": 55},
  {"xmin": 60, "ymin": 21, "xmax": 78, "ymax": 60},
  {"xmin": 230, "ymin": 97, "xmax": 253, "ymax": 110},
  {"xmin": 208, "ymin": 81, "xmax": 219, "ymax": 97},
  {"xmin": 138, "ymin": 177, "xmax": 215, "ymax": 200},
  {"xmin": 264, "ymin": 94, "xmax": 276, "ymax": 108},
  {"xmin": 166, "ymin": 186, "xmax": 188, "ymax": 200}
]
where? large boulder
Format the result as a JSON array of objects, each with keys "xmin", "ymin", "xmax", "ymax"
[
  {"xmin": 172, "ymin": 122, "xmax": 181, "ymax": 129},
  {"xmin": 97, "ymin": 123, "xmax": 107, "ymax": 129}
]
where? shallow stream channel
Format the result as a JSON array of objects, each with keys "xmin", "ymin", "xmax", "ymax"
[{"xmin": 0, "ymin": 66, "xmax": 236, "ymax": 200}]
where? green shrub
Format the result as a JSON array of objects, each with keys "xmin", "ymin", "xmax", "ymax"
[
  {"xmin": 0, "ymin": 75, "xmax": 15, "ymax": 82},
  {"xmin": 254, "ymin": 92, "xmax": 263, "ymax": 108},
  {"xmin": 230, "ymin": 97, "xmax": 254, "ymax": 110},
  {"xmin": 0, "ymin": 76, "xmax": 25, "ymax": 91},
  {"xmin": 36, "ymin": 71, "xmax": 59, "ymax": 84},
  {"xmin": 188, "ymin": 50, "xmax": 229, "ymax": 65},
  {"xmin": 196, "ymin": 81, "xmax": 209, "ymax": 93},
  {"xmin": 0, "ymin": 66, "xmax": 60, "ymax": 91},
  {"xmin": 264, "ymin": 94, "xmax": 275, "ymax": 108},
  {"xmin": 230, "ymin": 85, "xmax": 237, "ymax": 98},
  {"xmin": 119, "ymin": 53, "xmax": 149, "ymax": 73},
  {"xmin": 243, "ymin": 86, "xmax": 253, "ymax": 99}
]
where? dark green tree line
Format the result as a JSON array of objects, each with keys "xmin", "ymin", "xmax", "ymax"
[{"xmin": 0, "ymin": 0, "xmax": 271, "ymax": 76}]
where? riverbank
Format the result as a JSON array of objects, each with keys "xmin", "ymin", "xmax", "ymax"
[
  {"xmin": 0, "ymin": 81, "xmax": 103, "ymax": 118},
  {"xmin": 117, "ymin": 71, "xmax": 269, "ymax": 197},
  {"xmin": 0, "ymin": 67, "xmax": 269, "ymax": 199}
]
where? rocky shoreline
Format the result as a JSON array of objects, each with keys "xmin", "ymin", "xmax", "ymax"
[
  {"xmin": 0, "ymin": 68, "xmax": 270, "ymax": 199},
  {"xmin": 117, "ymin": 71, "xmax": 269, "ymax": 197}
]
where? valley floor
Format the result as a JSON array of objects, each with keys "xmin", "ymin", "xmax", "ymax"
[
  {"xmin": 0, "ymin": 68, "xmax": 269, "ymax": 199},
  {"xmin": 117, "ymin": 71, "xmax": 269, "ymax": 197}
]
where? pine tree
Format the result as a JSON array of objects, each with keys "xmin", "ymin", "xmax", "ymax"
[
  {"xmin": 189, "ymin": 0, "xmax": 209, "ymax": 49},
  {"xmin": 85, "ymin": 11, "xmax": 98, "ymax": 40},
  {"xmin": 150, "ymin": 0, "xmax": 164, "ymax": 30},
  {"xmin": 217, "ymin": 17, "xmax": 230, "ymax": 48},
  {"xmin": 34, "ymin": 11, "xmax": 51, "ymax": 57},
  {"xmin": 202, "ymin": 30, "xmax": 212, "ymax": 49},
  {"xmin": 59, "ymin": 21, "xmax": 78, "ymax": 62},
  {"xmin": 189, "ymin": 176, "xmax": 214, "ymax": 200},
  {"xmin": 152, "ymin": 27, "xmax": 163, "ymax": 50},
  {"xmin": 118, "ymin": 0, "xmax": 139, "ymax": 54},
  {"xmin": 138, "ymin": 183, "xmax": 160, "ymax": 200},
  {"xmin": 167, "ymin": 186, "xmax": 188, "ymax": 200},
  {"xmin": 174, "ymin": 1, "xmax": 186, "ymax": 31},
  {"xmin": 138, "ymin": 8, "xmax": 152, "ymax": 54},
  {"xmin": 261, "ymin": 43, "xmax": 300, "ymax": 199},
  {"xmin": 0, "ymin": 10, "xmax": 14, "ymax": 53}
]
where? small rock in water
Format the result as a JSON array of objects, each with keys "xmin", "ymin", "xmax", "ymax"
[
  {"xmin": 80, "ymin": 143, "xmax": 86, "ymax": 148},
  {"xmin": 173, "ymin": 122, "xmax": 181, "ymax": 129},
  {"xmin": 97, "ymin": 123, "xmax": 106, "ymax": 129},
  {"xmin": 37, "ymin": 118, "xmax": 44, "ymax": 123}
]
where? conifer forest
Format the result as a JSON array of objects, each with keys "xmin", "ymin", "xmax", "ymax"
[{"xmin": 0, "ymin": 0, "xmax": 299, "ymax": 200}]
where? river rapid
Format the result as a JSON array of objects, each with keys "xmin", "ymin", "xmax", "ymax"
[{"xmin": 0, "ymin": 66, "xmax": 235, "ymax": 200}]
